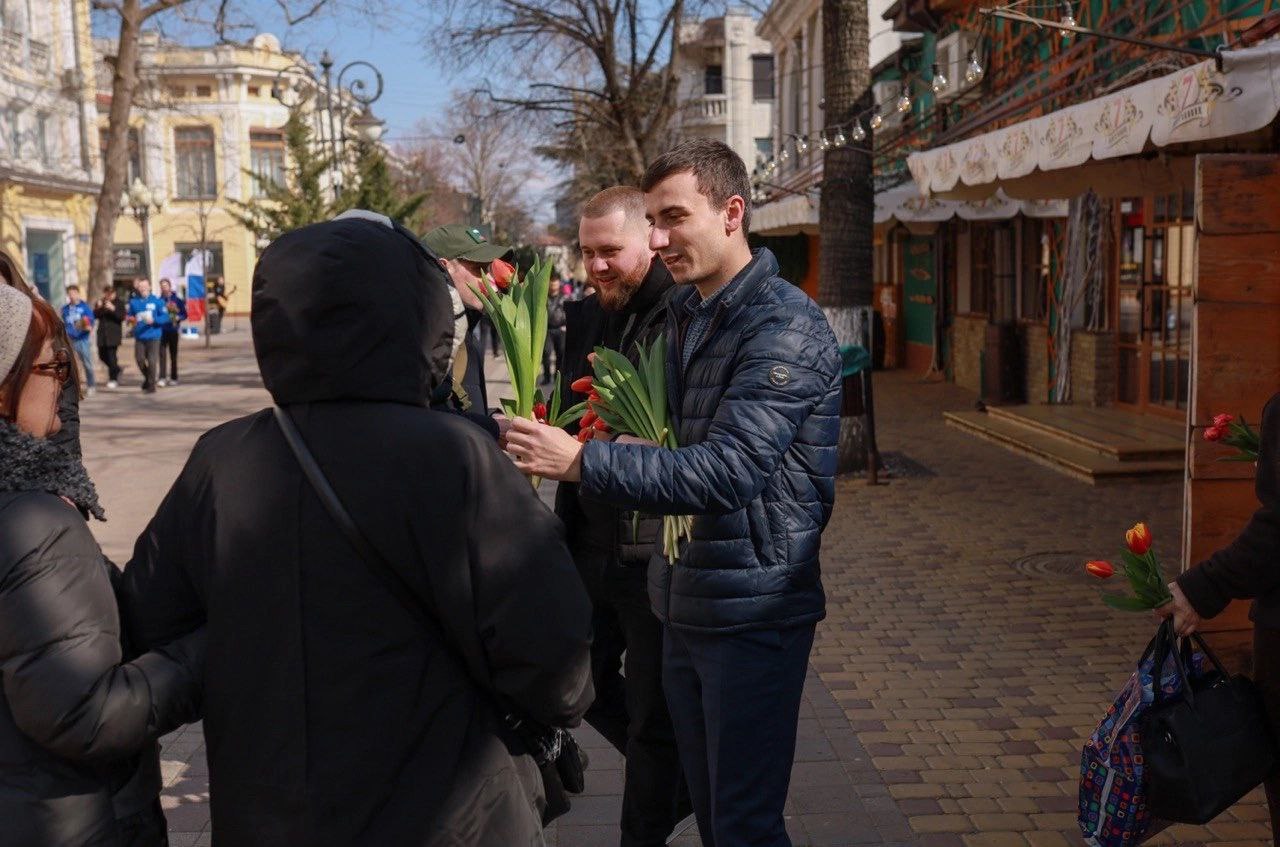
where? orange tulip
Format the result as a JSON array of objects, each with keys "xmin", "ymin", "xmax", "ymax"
[
  {"xmin": 1085, "ymin": 560, "xmax": 1115, "ymax": 579},
  {"xmin": 490, "ymin": 258, "xmax": 515, "ymax": 290},
  {"xmin": 1125, "ymin": 522, "xmax": 1153, "ymax": 556}
]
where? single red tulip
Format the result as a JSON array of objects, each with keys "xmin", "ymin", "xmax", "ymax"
[
  {"xmin": 571, "ymin": 375, "xmax": 594, "ymax": 393},
  {"xmin": 490, "ymin": 258, "xmax": 515, "ymax": 290},
  {"xmin": 581, "ymin": 409, "xmax": 598, "ymax": 429},
  {"xmin": 1125, "ymin": 522, "xmax": 1153, "ymax": 556},
  {"xmin": 1203, "ymin": 425, "xmax": 1225, "ymax": 442},
  {"xmin": 1213, "ymin": 413, "xmax": 1235, "ymax": 428},
  {"xmin": 576, "ymin": 427, "xmax": 594, "ymax": 443},
  {"xmin": 593, "ymin": 418, "xmax": 610, "ymax": 432},
  {"xmin": 533, "ymin": 402, "xmax": 547, "ymax": 422},
  {"xmin": 588, "ymin": 389, "xmax": 602, "ymax": 404},
  {"xmin": 1085, "ymin": 560, "xmax": 1115, "ymax": 579},
  {"xmin": 587, "ymin": 351, "xmax": 597, "ymax": 364}
]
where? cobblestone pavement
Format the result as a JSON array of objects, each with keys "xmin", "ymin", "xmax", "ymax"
[{"xmin": 81, "ymin": 334, "xmax": 1270, "ymax": 845}]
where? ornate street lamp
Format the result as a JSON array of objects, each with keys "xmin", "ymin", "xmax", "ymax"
[{"xmin": 122, "ymin": 177, "xmax": 164, "ymax": 280}]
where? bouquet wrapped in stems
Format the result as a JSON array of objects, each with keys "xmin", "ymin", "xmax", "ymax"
[{"xmin": 575, "ymin": 336, "xmax": 693, "ymax": 564}]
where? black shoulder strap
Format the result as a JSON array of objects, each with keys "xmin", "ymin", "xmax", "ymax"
[{"xmin": 271, "ymin": 406, "xmax": 434, "ymax": 632}]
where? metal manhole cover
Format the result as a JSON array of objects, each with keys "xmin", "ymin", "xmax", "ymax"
[
  {"xmin": 1011, "ymin": 551, "xmax": 1092, "ymax": 578},
  {"xmin": 878, "ymin": 451, "xmax": 936, "ymax": 478}
]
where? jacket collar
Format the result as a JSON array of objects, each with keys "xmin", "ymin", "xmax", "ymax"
[
  {"xmin": 671, "ymin": 248, "xmax": 780, "ymax": 319},
  {"xmin": 625, "ymin": 257, "xmax": 674, "ymax": 319}
]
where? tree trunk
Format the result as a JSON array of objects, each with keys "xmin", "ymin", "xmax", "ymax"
[
  {"xmin": 88, "ymin": 0, "xmax": 145, "ymax": 297},
  {"xmin": 819, "ymin": 0, "xmax": 874, "ymax": 474}
]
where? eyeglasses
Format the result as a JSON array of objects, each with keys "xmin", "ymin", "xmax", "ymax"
[{"xmin": 31, "ymin": 351, "xmax": 71, "ymax": 386}]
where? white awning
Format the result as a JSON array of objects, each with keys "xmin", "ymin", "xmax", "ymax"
[
  {"xmin": 907, "ymin": 41, "xmax": 1280, "ymax": 199},
  {"xmin": 750, "ymin": 193, "xmax": 818, "ymax": 235},
  {"xmin": 874, "ymin": 184, "xmax": 1068, "ymax": 223}
]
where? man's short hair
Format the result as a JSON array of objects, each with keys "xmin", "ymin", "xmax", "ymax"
[
  {"xmin": 581, "ymin": 185, "xmax": 646, "ymax": 225},
  {"xmin": 65, "ymin": 284, "xmax": 79, "ymax": 293},
  {"xmin": 641, "ymin": 139, "xmax": 752, "ymax": 233}
]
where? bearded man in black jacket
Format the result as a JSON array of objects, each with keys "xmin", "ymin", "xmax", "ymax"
[{"xmin": 555, "ymin": 186, "xmax": 686, "ymax": 846}]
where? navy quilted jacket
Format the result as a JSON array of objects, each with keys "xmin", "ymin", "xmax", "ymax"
[{"xmin": 579, "ymin": 248, "xmax": 842, "ymax": 633}]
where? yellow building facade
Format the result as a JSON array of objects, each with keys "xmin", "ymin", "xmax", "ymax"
[
  {"xmin": 99, "ymin": 32, "xmax": 316, "ymax": 317},
  {"xmin": 0, "ymin": 0, "xmax": 100, "ymax": 301}
]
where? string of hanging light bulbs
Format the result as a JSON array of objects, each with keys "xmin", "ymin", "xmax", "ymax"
[{"xmin": 752, "ymin": 47, "xmax": 985, "ymax": 184}]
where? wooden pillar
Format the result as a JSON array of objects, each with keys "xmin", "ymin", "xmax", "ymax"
[{"xmin": 1186, "ymin": 154, "xmax": 1280, "ymax": 658}]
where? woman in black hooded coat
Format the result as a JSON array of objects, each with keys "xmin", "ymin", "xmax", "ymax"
[{"xmin": 118, "ymin": 215, "xmax": 594, "ymax": 846}]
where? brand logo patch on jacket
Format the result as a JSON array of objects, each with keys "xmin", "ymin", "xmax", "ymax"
[{"xmin": 768, "ymin": 365, "xmax": 790, "ymax": 386}]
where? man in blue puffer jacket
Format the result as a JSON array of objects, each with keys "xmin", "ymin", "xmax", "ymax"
[{"xmin": 508, "ymin": 138, "xmax": 842, "ymax": 847}]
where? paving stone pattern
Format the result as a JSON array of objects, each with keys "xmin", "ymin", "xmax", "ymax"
[{"xmin": 82, "ymin": 336, "xmax": 1271, "ymax": 845}]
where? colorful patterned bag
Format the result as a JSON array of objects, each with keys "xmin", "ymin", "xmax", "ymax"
[{"xmin": 1078, "ymin": 622, "xmax": 1204, "ymax": 846}]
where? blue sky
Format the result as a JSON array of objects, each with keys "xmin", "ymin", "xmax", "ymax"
[{"xmin": 94, "ymin": 1, "xmax": 468, "ymax": 142}]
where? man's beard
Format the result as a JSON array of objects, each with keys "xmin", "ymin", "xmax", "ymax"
[{"xmin": 596, "ymin": 255, "xmax": 650, "ymax": 312}]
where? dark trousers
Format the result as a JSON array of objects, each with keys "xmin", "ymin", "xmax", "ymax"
[
  {"xmin": 1254, "ymin": 627, "xmax": 1280, "ymax": 829},
  {"xmin": 663, "ymin": 622, "xmax": 815, "ymax": 847},
  {"xmin": 135, "ymin": 338, "xmax": 160, "ymax": 391},
  {"xmin": 98, "ymin": 344, "xmax": 121, "ymax": 382},
  {"xmin": 543, "ymin": 329, "xmax": 566, "ymax": 382},
  {"xmin": 580, "ymin": 560, "xmax": 685, "ymax": 846},
  {"xmin": 159, "ymin": 331, "xmax": 179, "ymax": 380}
]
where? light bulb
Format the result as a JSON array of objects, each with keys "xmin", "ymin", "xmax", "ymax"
[
  {"xmin": 850, "ymin": 121, "xmax": 866, "ymax": 142},
  {"xmin": 931, "ymin": 63, "xmax": 948, "ymax": 94},
  {"xmin": 833, "ymin": 128, "xmax": 847, "ymax": 147},
  {"xmin": 1061, "ymin": 1, "xmax": 1077, "ymax": 27},
  {"xmin": 965, "ymin": 52, "xmax": 984, "ymax": 84},
  {"xmin": 896, "ymin": 93, "xmax": 912, "ymax": 113},
  {"xmin": 779, "ymin": 145, "xmax": 790, "ymax": 162},
  {"xmin": 870, "ymin": 112, "xmax": 883, "ymax": 130},
  {"xmin": 795, "ymin": 135, "xmax": 809, "ymax": 155},
  {"xmin": 819, "ymin": 133, "xmax": 831, "ymax": 150}
]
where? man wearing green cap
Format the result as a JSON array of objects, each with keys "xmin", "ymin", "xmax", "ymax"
[{"xmin": 421, "ymin": 224, "xmax": 512, "ymax": 424}]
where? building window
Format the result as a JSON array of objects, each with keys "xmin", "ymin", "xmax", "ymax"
[
  {"xmin": 704, "ymin": 64, "xmax": 724, "ymax": 96},
  {"xmin": 169, "ymin": 86, "xmax": 185, "ymax": 99},
  {"xmin": 249, "ymin": 129, "xmax": 285, "ymax": 197},
  {"xmin": 248, "ymin": 85, "xmax": 260, "ymax": 97},
  {"xmin": 754, "ymin": 137, "xmax": 773, "ymax": 167},
  {"xmin": 8, "ymin": 108, "xmax": 21, "ymax": 158},
  {"xmin": 36, "ymin": 112, "xmax": 49, "ymax": 165},
  {"xmin": 174, "ymin": 126, "xmax": 217, "ymax": 198},
  {"xmin": 752, "ymin": 54, "xmax": 774, "ymax": 101},
  {"xmin": 1019, "ymin": 219, "xmax": 1051, "ymax": 323},
  {"xmin": 195, "ymin": 84, "xmax": 212, "ymax": 98},
  {"xmin": 99, "ymin": 126, "xmax": 144, "ymax": 183}
]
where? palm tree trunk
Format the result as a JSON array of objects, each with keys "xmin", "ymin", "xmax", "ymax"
[{"xmin": 819, "ymin": 0, "xmax": 875, "ymax": 473}]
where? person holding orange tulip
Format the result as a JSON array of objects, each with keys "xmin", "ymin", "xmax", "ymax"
[{"xmin": 1157, "ymin": 392, "xmax": 1280, "ymax": 825}]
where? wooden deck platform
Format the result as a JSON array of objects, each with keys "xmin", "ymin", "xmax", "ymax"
[{"xmin": 943, "ymin": 404, "xmax": 1185, "ymax": 485}]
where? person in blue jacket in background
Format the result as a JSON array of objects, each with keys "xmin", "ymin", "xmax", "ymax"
[
  {"xmin": 127, "ymin": 278, "xmax": 169, "ymax": 394},
  {"xmin": 60, "ymin": 284, "xmax": 95, "ymax": 395}
]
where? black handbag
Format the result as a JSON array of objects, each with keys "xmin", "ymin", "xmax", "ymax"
[
  {"xmin": 1140, "ymin": 620, "xmax": 1278, "ymax": 824},
  {"xmin": 272, "ymin": 406, "xmax": 585, "ymax": 825}
]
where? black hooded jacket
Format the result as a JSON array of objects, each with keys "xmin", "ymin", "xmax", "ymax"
[{"xmin": 118, "ymin": 217, "xmax": 594, "ymax": 846}]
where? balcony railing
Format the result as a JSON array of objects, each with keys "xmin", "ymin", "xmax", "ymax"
[{"xmin": 686, "ymin": 94, "xmax": 728, "ymax": 125}]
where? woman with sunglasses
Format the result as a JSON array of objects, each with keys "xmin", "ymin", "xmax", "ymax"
[{"xmin": 0, "ymin": 283, "xmax": 206, "ymax": 845}]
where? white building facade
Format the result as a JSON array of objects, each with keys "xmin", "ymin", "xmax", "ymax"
[{"xmin": 675, "ymin": 9, "xmax": 775, "ymax": 174}]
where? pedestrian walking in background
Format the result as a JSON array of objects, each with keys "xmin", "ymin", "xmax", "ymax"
[
  {"xmin": 542, "ymin": 270, "xmax": 567, "ymax": 386},
  {"xmin": 157, "ymin": 278, "xmax": 187, "ymax": 386},
  {"xmin": 127, "ymin": 278, "xmax": 168, "ymax": 394},
  {"xmin": 0, "ymin": 283, "xmax": 205, "ymax": 847},
  {"xmin": 94, "ymin": 286, "xmax": 125, "ymax": 387},
  {"xmin": 506, "ymin": 140, "xmax": 843, "ymax": 847},
  {"xmin": 1157, "ymin": 390, "xmax": 1280, "ymax": 828},
  {"xmin": 60, "ymin": 284, "xmax": 95, "ymax": 396},
  {"xmin": 555, "ymin": 186, "xmax": 686, "ymax": 845},
  {"xmin": 119, "ymin": 215, "xmax": 593, "ymax": 845}
]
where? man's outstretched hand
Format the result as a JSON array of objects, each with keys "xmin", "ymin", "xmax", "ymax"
[{"xmin": 506, "ymin": 417, "xmax": 585, "ymax": 482}]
